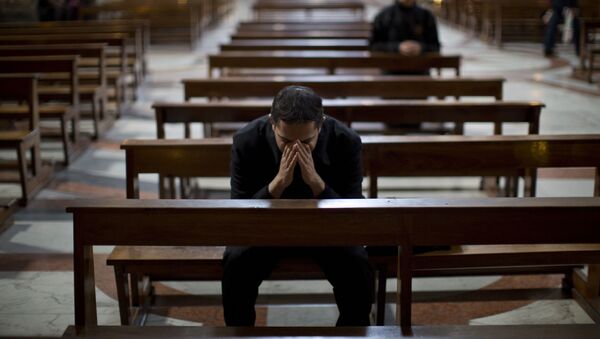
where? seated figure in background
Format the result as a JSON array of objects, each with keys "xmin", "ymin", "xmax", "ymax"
[{"xmin": 370, "ymin": 0, "xmax": 441, "ymax": 75}]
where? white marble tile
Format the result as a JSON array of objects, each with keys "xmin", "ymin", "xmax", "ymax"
[
  {"xmin": 0, "ymin": 272, "xmax": 120, "ymax": 336},
  {"xmin": 67, "ymin": 148, "xmax": 126, "ymax": 180},
  {"xmin": 536, "ymin": 179, "xmax": 595, "ymax": 197},
  {"xmin": 266, "ymin": 305, "xmax": 339, "ymax": 326},
  {"xmin": 469, "ymin": 300, "xmax": 595, "ymax": 325},
  {"xmin": 145, "ymin": 314, "xmax": 204, "ymax": 327},
  {"xmin": 0, "ymin": 220, "xmax": 72, "ymax": 254}
]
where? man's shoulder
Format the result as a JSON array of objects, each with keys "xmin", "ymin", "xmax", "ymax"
[
  {"xmin": 322, "ymin": 116, "xmax": 361, "ymax": 146},
  {"xmin": 233, "ymin": 115, "xmax": 269, "ymax": 147}
]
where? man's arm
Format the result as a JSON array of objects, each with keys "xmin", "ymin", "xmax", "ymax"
[
  {"xmin": 230, "ymin": 137, "xmax": 272, "ymax": 199},
  {"xmin": 318, "ymin": 135, "xmax": 364, "ymax": 199},
  {"xmin": 420, "ymin": 10, "xmax": 441, "ymax": 53},
  {"xmin": 370, "ymin": 11, "xmax": 401, "ymax": 52}
]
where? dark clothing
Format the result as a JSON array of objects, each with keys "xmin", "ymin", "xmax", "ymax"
[
  {"xmin": 544, "ymin": 0, "xmax": 580, "ymax": 55},
  {"xmin": 230, "ymin": 115, "xmax": 364, "ymax": 200},
  {"xmin": 223, "ymin": 115, "xmax": 374, "ymax": 326},
  {"xmin": 370, "ymin": 2, "xmax": 441, "ymax": 55}
]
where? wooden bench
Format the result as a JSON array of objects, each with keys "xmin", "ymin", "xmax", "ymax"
[
  {"xmin": 152, "ymin": 100, "xmax": 542, "ymax": 138},
  {"xmin": 231, "ymin": 31, "xmax": 371, "ymax": 40},
  {"xmin": 237, "ymin": 21, "xmax": 372, "ymax": 32},
  {"xmin": 0, "ymin": 44, "xmax": 109, "ymax": 144},
  {"xmin": 0, "ymin": 33, "xmax": 131, "ymax": 118},
  {"xmin": 60, "ymin": 324, "xmax": 600, "ymax": 338},
  {"xmin": 0, "ymin": 74, "xmax": 53, "ymax": 205},
  {"xmin": 208, "ymin": 51, "xmax": 461, "ymax": 77},
  {"xmin": 114, "ymin": 135, "xmax": 600, "ymax": 326},
  {"xmin": 182, "ymin": 76, "xmax": 504, "ymax": 101},
  {"xmin": 577, "ymin": 18, "xmax": 600, "ymax": 83},
  {"xmin": 78, "ymin": 0, "xmax": 228, "ymax": 49},
  {"xmin": 69, "ymin": 196, "xmax": 600, "ymax": 330},
  {"xmin": 0, "ymin": 23, "xmax": 145, "ymax": 85},
  {"xmin": 0, "ymin": 19, "xmax": 150, "ymax": 77},
  {"xmin": 0, "ymin": 56, "xmax": 80, "ymax": 165},
  {"xmin": 220, "ymin": 39, "xmax": 370, "ymax": 51},
  {"xmin": 253, "ymin": 0, "xmax": 365, "ymax": 21}
]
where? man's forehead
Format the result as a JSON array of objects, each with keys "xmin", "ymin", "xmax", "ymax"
[{"xmin": 274, "ymin": 121, "xmax": 319, "ymax": 139}]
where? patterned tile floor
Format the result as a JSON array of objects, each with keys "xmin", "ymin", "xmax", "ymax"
[{"xmin": 0, "ymin": 1, "xmax": 599, "ymax": 336}]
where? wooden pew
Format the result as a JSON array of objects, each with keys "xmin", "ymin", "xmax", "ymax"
[
  {"xmin": 208, "ymin": 51, "xmax": 461, "ymax": 77},
  {"xmin": 231, "ymin": 30, "xmax": 371, "ymax": 40},
  {"xmin": 0, "ymin": 56, "xmax": 80, "ymax": 165},
  {"xmin": 113, "ymin": 135, "xmax": 600, "ymax": 326},
  {"xmin": 220, "ymin": 39, "xmax": 370, "ymax": 51},
  {"xmin": 0, "ymin": 23, "xmax": 145, "ymax": 83},
  {"xmin": 78, "ymin": 0, "xmax": 212, "ymax": 49},
  {"xmin": 253, "ymin": 0, "xmax": 365, "ymax": 21},
  {"xmin": 577, "ymin": 18, "xmax": 600, "ymax": 83},
  {"xmin": 70, "ymin": 196, "xmax": 600, "ymax": 330},
  {"xmin": 0, "ymin": 33, "xmax": 132, "ymax": 111},
  {"xmin": 182, "ymin": 76, "xmax": 504, "ymax": 101},
  {"xmin": 0, "ymin": 75, "xmax": 53, "ymax": 205},
  {"xmin": 0, "ymin": 44, "xmax": 109, "ymax": 143},
  {"xmin": 237, "ymin": 21, "xmax": 372, "ymax": 32},
  {"xmin": 0, "ymin": 19, "xmax": 150, "ymax": 76},
  {"xmin": 152, "ymin": 100, "xmax": 542, "ymax": 139}
]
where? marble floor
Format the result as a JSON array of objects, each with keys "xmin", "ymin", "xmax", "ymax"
[{"xmin": 1, "ymin": 1, "xmax": 600, "ymax": 336}]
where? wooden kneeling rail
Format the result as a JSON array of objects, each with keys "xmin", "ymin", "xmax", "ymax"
[
  {"xmin": 113, "ymin": 135, "xmax": 600, "ymax": 326},
  {"xmin": 70, "ymin": 197, "xmax": 600, "ymax": 331}
]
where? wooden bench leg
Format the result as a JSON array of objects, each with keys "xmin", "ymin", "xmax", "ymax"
[
  {"xmin": 16, "ymin": 143, "xmax": 29, "ymax": 205},
  {"xmin": 588, "ymin": 54, "xmax": 595, "ymax": 84},
  {"xmin": 114, "ymin": 266, "xmax": 131, "ymax": 325},
  {"xmin": 376, "ymin": 266, "xmax": 387, "ymax": 326},
  {"xmin": 574, "ymin": 265, "xmax": 600, "ymax": 298},
  {"xmin": 91, "ymin": 95, "xmax": 101, "ymax": 140},
  {"xmin": 71, "ymin": 110, "xmax": 80, "ymax": 145},
  {"xmin": 60, "ymin": 116, "xmax": 71, "ymax": 166},
  {"xmin": 398, "ymin": 245, "xmax": 412, "ymax": 331},
  {"xmin": 130, "ymin": 273, "xmax": 142, "ymax": 307}
]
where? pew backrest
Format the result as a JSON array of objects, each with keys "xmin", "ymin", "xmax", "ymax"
[{"xmin": 182, "ymin": 76, "xmax": 505, "ymax": 101}]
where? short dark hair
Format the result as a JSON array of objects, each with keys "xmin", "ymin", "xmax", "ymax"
[{"xmin": 270, "ymin": 85, "xmax": 324, "ymax": 125}]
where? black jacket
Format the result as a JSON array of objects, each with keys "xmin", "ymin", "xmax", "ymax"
[
  {"xmin": 230, "ymin": 115, "xmax": 363, "ymax": 199},
  {"xmin": 370, "ymin": 2, "xmax": 441, "ymax": 54}
]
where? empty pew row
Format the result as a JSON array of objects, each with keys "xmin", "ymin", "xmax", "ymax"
[
  {"xmin": 0, "ymin": 56, "xmax": 81, "ymax": 164},
  {"xmin": 113, "ymin": 135, "xmax": 600, "ymax": 326},
  {"xmin": 70, "ymin": 195, "xmax": 600, "ymax": 331},
  {"xmin": 220, "ymin": 39, "xmax": 371, "ymax": 51},
  {"xmin": 231, "ymin": 30, "xmax": 371, "ymax": 40},
  {"xmin": 79, "ymin": 0, "xmax": 232, "ymax": 49},
  {"xmin": 0, "ymin": 75, "xmax": 53, "ymax": 205},
  {"xmin": 182, "ymin": 76, "xmax": 504, "ymax": 101},
  {"xmin": 0, "ymin": 45, "xmax": 116, "ymax": 143},
  {"xmin": 0, "ymin": 33, "xmax": 133, "ymax": 111},
  {"xmin": 0, "ymin": 21, "xmax": 146, "ymax": 81},
  {"xmin": 253, "ymin": 0, "xmax": 365, "ymax": 21},
  {"xmin": 237, "ymin": 21, "xmax": 372, "ymax": 32},
  {"xmin": 0, "ymin": 19, "xmax": 150, "ymax": 76},
  {"xmin": 208, "ymin": 52, "xmax": 461, "ymax": 77}
]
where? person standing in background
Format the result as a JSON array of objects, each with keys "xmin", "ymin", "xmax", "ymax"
[{"xmin": 544, "ymin": 0, "xmax": 580, "ymax": 57}]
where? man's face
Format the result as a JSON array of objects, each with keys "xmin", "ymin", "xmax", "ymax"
[
  {"xmin": 398, "ymin": 0, "xmax": 416, "ymax": 6},
  {"xmin": 271, "ymin": 119, "xmax": 321, "ymax": 152}
]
